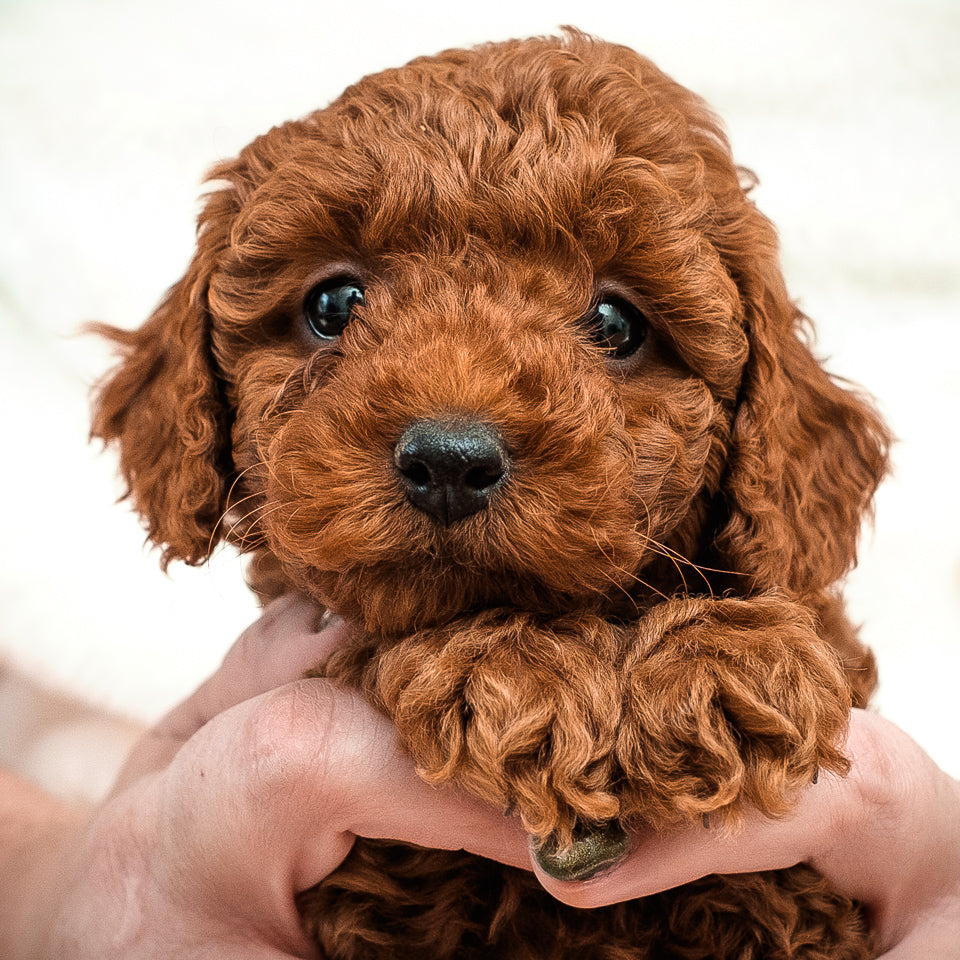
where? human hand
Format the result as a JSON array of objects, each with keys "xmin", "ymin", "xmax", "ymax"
[
  {"xmin": 532, "ymin": 709, "xmax": 960, "ymax": 959},
  {"xmin": 3, "ymin": 598, "xmax": 957, "ymax": 959},
  {"xmin": 3, "ymin": 596, "xmax": 527, "ymax": 959}
]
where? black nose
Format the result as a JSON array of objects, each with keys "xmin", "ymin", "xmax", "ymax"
[{"xmin": 393, "ymin": 419, "xmax": 509, "ymax": 525}]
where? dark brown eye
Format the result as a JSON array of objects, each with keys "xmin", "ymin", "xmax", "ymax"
[
  {"xmin": 583, "ymin": 297, "xmax": 648, "ymax": 358},
  {"xmin": 303, "ymin": 277, "xmax": 364, "ymax": 340}
]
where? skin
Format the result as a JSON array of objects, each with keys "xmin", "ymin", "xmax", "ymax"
[{"xmin": 0, "ymin": 596, "xmax": 957, "ymax": 959}]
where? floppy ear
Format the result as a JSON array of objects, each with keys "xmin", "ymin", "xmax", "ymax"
[
  {"xmin": 92, "ymin": 118, "xmax": 330, "ymax": 568},
  {"xmin": 91, "ymin": 178, "xmax": 240, "ymax": 569},
  {"xmin": 715, "ymin": 261, "xmax": 891, "ymax": 595}
]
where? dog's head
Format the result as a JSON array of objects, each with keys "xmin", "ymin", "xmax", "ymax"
[{"xmin": 92, "ymin": 31, "xmax": 889, "ymax": 635}]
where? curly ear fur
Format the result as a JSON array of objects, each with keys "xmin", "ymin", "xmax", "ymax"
[
  {"xmin": 91, "ymin": 121, "xmax": 321, "ymax": 568},
  {"xmin": 90, "ymin": 178, "xmax": 242, "ymax": 567},
  {"xmin": 91, "ymin": 268, "xmax": 228, "ymax": 566},
  {"xmin": 716, "ymin": 257, "xmax": 891, "ymax": 594}
]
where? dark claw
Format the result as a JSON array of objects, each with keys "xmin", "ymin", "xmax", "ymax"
[
  {"xmin": 532, "ymin": 821, "xmax": 629, "ymax": 882},
  {"xmin": 812, "ymin": 767, "xmax": 819, "ymax": 785}
]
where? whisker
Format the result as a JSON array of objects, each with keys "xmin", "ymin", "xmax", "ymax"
[
  {"xmin": 225, "ymin": 461, "xmax": 264, "ymax": 503},
  {"xmin": 233, "ymin": 502, "xmax": 288, "ymax": 551},
  {"xmin": 205, "ymin": 461, "xmax": 272, "ymax": 556},
  {"xmin": 645, "ymin": 537, "xmax": 746, "ymax": 596},
  {"xmin": 588, "ymin": 528, "xmax": 671, "ymax": 605}
]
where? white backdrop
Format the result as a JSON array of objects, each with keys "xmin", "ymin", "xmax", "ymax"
[{"xmin": 1, "ymin": 0, "xmax": 957, "ymax": 786}]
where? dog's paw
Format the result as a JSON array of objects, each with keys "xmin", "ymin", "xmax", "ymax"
[
  {"xmin": 616, "ymin": 596, "xmax": 852, "ymax": 829},
  {"xmin": 372, "ymin": 611, "xmax": 623, "ymax": 847}
]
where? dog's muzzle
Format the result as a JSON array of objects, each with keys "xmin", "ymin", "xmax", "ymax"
[{"xmin": 393, "ymin": 418, "xmax": 509, "ymax": 525}]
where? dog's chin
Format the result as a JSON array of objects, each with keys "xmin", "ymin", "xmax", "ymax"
[{"xmin": 288, "ymin": 558, "xmax": 617, "ymax": 638}]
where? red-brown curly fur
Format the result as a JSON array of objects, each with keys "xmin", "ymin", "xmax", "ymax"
[{"xmin": 92, "ymin": 30, "xmax": 891, "ymax": 959}]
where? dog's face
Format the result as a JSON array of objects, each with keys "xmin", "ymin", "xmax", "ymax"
[{"xmin": 93, "ymin": 33, "xmax": 888, "ymax": 635}]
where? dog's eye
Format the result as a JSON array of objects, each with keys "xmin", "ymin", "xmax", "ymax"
[
  {"xmin": 303, "ymin": 278, "xmax": 365, "ymax": 340},
  {"xmin": 583, "ymin": 298, "xmax": 648, "ymax": 359}
]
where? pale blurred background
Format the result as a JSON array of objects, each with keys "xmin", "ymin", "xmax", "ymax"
[{"xmin": 1, "ymin": 0, "xmax": 957, "ymax": 801}]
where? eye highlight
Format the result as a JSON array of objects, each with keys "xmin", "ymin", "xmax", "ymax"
[
  {"xmin": 581, "ymin": 297, "xmax": 649, "ymax": 359},
  {"xmin": 303, "ymin": 277, "xmax": 365, "ymax": 340}
]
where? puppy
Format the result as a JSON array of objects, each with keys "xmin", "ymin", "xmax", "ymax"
[{"xmin": 93, "ymin": 29, "xmax": 890, "ymax": 959}]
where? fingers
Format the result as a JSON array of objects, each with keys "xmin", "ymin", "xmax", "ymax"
[
  {"xmin": 532, "ymin": 731, "xmax": 857, "ymax": 909},
  {"xmin": 533, "ymin": 761, "xmax": 862, "ymax": 910},
  {"xmin": 534, "ymin": 708, "xmax": 960, "ymax": 947},
  {"xmin": 531, "ymin": 801, "xmax": 824, "ymax": 909},
  {"xmin": 114, "ymin": 595, "xmax": 353, "ymax": 790},
  {"xmin": 178, "ymin": 594, "xmax": 353, "ymax": 725}
]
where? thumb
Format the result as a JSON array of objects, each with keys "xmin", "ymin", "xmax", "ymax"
[{"xmin": 150, "ymin": 678, "xmax": 530, "ymax": 904}]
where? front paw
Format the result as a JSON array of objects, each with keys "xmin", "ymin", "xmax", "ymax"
[
  {"xmin": 616, "ymin": 596, "xmax": 852, "ymax": 829},
  {"xmin": 371, "ymin": 611, "xmax": 622, "ymax": 847}
]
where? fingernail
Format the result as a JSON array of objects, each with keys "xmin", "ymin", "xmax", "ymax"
[{"xmin": 531, "ymin": 822, "xmax": 629, "ymax": 882}]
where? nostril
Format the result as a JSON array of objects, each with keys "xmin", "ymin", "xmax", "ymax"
[
  {"xmin": 464, "ymin": 460, "xmax": 505, "ymax": 492},
  {"xmin": 397, "ymin": 457, "xmax": 432, "ymax": 489},
  {"xmin": 393, "ymin": 418, "xmax": 510, "ymax": 524}
]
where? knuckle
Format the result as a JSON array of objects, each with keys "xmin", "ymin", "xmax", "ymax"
[
  {"xmin": 240, "ymin": 680, "xmax": 381, "ymax": 816},
  {"xmin": 243, "ymin": 681, "xmax": 335, "ymax": 779}
]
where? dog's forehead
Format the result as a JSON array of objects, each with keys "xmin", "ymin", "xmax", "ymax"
[
  {"xmin": 234, "ymin": 36, "xmax": 732, "ymax": 264},
  {"xmin": 325, "ymin": 36, "xmax": 669, "ymax": 159}
]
